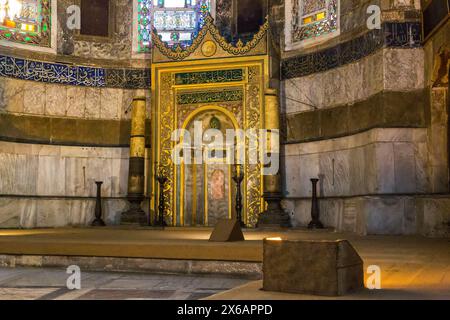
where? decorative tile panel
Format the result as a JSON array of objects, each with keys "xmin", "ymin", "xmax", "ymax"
[{"xmin": 0, "ymin": 54, "xmax": 151, "ymax": 89}]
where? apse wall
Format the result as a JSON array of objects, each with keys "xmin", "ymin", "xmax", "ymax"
[
  {"xmin": 0, "ymin": 1, "xmax": 151, "ymax": 228},
  {"xmin": 279, "ymin": 0, "xmax": 449, "ymax": 237}
]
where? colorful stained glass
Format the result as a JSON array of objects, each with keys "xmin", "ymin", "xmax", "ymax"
[
  {"xmin": 301, "ymin": 0, "xmax": 326, "ymax": 15},
  {"xmin": 0, "ymin": 0, "xmax": 51, "ymax": 47},
  {"xmin": 137, "ymin": 0, "xmax": 211, "ymax": 53},
  {"xmin": 292, "ymin": 0, "xmax": 338, "ymax": 43}
]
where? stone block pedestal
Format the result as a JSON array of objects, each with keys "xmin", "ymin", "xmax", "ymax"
[{"xmin": 263, "ymin": 239, "xmax": 364, "ymax": 296}]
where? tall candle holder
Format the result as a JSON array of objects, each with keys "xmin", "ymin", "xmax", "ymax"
[
  {"xmin": 156, "ymin": 168, "xmax": 168, "ymax": 228},
  {"xmin": 91, "ymin": 181, "xmax": 106, "ymax": 227},
  {"xmin": 308, "ymin": 178, "xmax": 324, "ymax": 229},
  {"xmin": 233, "ymin": 164, "xmax": 246, "ymax": 228}
]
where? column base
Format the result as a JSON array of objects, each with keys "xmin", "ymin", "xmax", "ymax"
[
  {"xmin": 121, "ymin": 200, "xmax": 147, "ymax": 226},
  {"xmin": 91, "ymin": 218, "xmax": 106, "ymax": 227},
  {"xmin": 258, "ymin": 193, "xmax": 291, "ymax": 228}
]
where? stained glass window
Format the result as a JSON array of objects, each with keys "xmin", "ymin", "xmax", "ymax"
[
  {"xmin": 291, "ymin": 0, "xmax": 339, "ymax": 44},
  {"xmin": 0, "ymin": 0, "xmax": 51, "ymax": 47},
  {"xmin": 137, "ymin": 0, "xmax": 211, "ymax": 53}
]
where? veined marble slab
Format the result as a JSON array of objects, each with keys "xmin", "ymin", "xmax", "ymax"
[
  {"xmin": 0, "ymin": 141, "xmax": 136, "ymax": 198},
  {"xmin": 282, "ymin": 128, "xmax": 430, "ymax": 197},
  {"xmin": 0, "ymin": 197, "xmax": 129, "ymax": 228},
  {"xmin": 283, "ymin": 196, "xmax": 449, "ymax": 237}
]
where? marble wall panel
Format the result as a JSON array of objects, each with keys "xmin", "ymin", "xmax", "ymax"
[
  {"xmin": 403, "ymin": 197, "xmax": 417, "ymax": 235},
  {"xmin": 363, "ymin": 143, "xmax": 378, "ymax": 194},
  {"xmin": 0, "ymin": 78, "xmax": 144, "ymax": 121},
  {"xmin": 298, "ymin": 154, "xmax": 321, "ymax": 196},
  {"xmin": 282, "ymin": 128, "xmax": 430, "ymax": 198},
  {"xmin": 85, "ymin": 88, "xmax": 101, "ymax": 119},
  {"xmin": 348, "ymin": 147, "xmax": 368, "ymax": 195},
  {"xmin": 36, "ymin": 199, "xmax": 71, "ymax": 227},
  {"xmin": 23, "ymin": 82, "xmax": 45, "ymax": 115},
  {"xmin": 340, "ymin": 199, "xmax": 362, "ymax": 234},
  {"xmin": 419, "ymin": 198, "xmax": 450, "ymax": 237},
  {"xmin": 282, "ymin": 72, "xmax": 324, "ymax": 114},
  {"xmin": 0, "ymin": 153, "xmax": 38, "ymax": 195},
  {"xmin": 318, "ymin": 151, "xmax": 351, "ymax": 197},
  {"xmin": 83, "ymin": 158, "xmax": 114, "ymax": 197},
  {"xmin": 283, "ymin": 194, "xmax": 449, "ymax": 237},
  {"xmin": 383, "ymin": 48, "xmax": 425, "ymax": 91},
  {"xmin": 64, "ymin": 157, "xmax": 89, "ymax": 197},
  {"xmin": 414, "ymin": 142, "xmax": 431, "ymax": 193},
  {"xmin": 318, "ymin": 199, "xmax": 343, "ymax": 228},
  {"xmin": 0, "ymin": 78, "xmax": 24, "ymax": 113},
  {"xmin": 67, "ymin": 200, "xmax": 94, "ymax": 226},
  {"xmin": 37, "ymin": 156, "xmax": 66, "ymax": 196},
  {"xmin": 100, "ymin": 88, "xmax": 122, "ymax": 120},
  {"xmin": 0, "ymin": 198, "xmax": 36, "ymax": 228},
  {"xmin": 282, "ymin": 48, "xmax": 424, "ymax": 115},
  {"xmin": 375, "ymin": 143, "xmax": 396, "ymax": 193},
  {"xmin": 111, "ymin": 158, "xmax": 130, "ymax": 199},
  {"xmin": 0, "ymin": 141, "xmax": 130, "ymax": 198},
  {"xmin": 393, "ymin": 142, "xmax": 416, "ymax": 193},
  {"xmin": 281, "ymin": 155, "xmax": 302, "ymax": 197},
  {"xmin": 13, "ymin": 154, "xmax": 39, "ymax": 195},
  {"xmin": 364, "ymin": 197, "xmax": 405, "ymax": 235},
  {"xmin": 45, "ymin": 85, "xmax": 67, "ymax": 117},
  {"xmin": 66, "ymin": 87, "xmax": 86, "ymax": 118},
  {"xmin": 0, "ymin": 197, "xmax": 129, "ymax": 229}
]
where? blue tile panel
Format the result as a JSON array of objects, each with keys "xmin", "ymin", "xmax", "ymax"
[{"xmin": 0, "ymin": 54, "xmax": 151, "ymax": 89}]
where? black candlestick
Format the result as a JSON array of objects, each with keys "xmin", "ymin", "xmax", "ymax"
[
  {"xmin": 156, "ymin": 173, "xmax": 168, "ymax": 228},
  {"xmin": 92, "ymin": 181, "xmax": 106, "ymax": 226},
  {"xmin": 308, "ymin": 178, "xmax": 324, "ymax": 229},
  {"xmin": 233, "ymin": 165, "xmax": 246, "ymax": 228}
]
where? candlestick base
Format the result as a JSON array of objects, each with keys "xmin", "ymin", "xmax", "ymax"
[
  {"xmin": 91, "ymin": 218, "xmax": 106, "ymax": 227},
  {"xmin": 308, "ymin": 220, "xmax": 324, "ymax": 229}
]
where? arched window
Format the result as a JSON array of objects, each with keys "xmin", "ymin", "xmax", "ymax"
[
  {"xmin": 136, "ymin": 0, "xmax": 212, "ymax": 53},
  {"xmin": 0, "ymin": 0, "xmax": 52, "ymax": 48}
]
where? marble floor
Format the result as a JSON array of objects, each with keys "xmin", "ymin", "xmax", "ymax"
[{"xmin": 0, "ymin": 267, "xmax": 249, "ymax": 300}]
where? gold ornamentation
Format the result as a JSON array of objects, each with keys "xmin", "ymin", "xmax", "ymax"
[
  {"xmin": 201, "ymin": 40, "xmax": 217, "ymax": 57},
  {"xmin": 152, "ymin": 47, "xmax": 267, "ymax": 227},
  {"xmin": 245, "ymin": 66, "xmax": 263, "ymax": 227},
  {"xmin": 152, "ymin": 15, "xmax": 270, "ymax": 61},
  {"xmin": 177, "ymin": 89, "xmax": 243, "ymax": 105},
  {"xmin": 159, "ymin": 72, "xmax": 175, "ymax": 223}
]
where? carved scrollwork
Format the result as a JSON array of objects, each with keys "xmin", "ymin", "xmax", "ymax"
[{"xmin": 152, "ymin": 15, "xmax": 269, "ymax": 61}]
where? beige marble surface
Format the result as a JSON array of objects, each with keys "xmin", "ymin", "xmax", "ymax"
[
  {"xmin": 0, "ymin": 197, "xmax": 129, "ymax": 228},
  {"xmin": 282, "ymin": 48, "xmax": 425, "ymax": 114},
  {"xmin": 0, "ymin": 78, "xmax": 149, "ymax": 120},
  {"xmin": 282, "ymin": 195, "xmax": 449, "ymax": 237},
  {"xmin": 0, "ymin": 141, "xmax": 132, "ymax": 198},
  {"xmin": 282, "ymin": 128, "xmax": 429, "ymax": 198}
]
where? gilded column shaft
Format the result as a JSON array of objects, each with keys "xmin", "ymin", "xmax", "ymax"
[
  {"xmin": 264, "ymin": 89, "xmax": 281, "ymax": 194},
  {"xmin": 128, "ymin": 97, "xmax": 147, "ymax": 195}
]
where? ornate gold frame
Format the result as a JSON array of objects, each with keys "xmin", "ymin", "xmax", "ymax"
[{"xmin": 151, "ymin": 15, "xmax": 270, "ymax": 227}]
